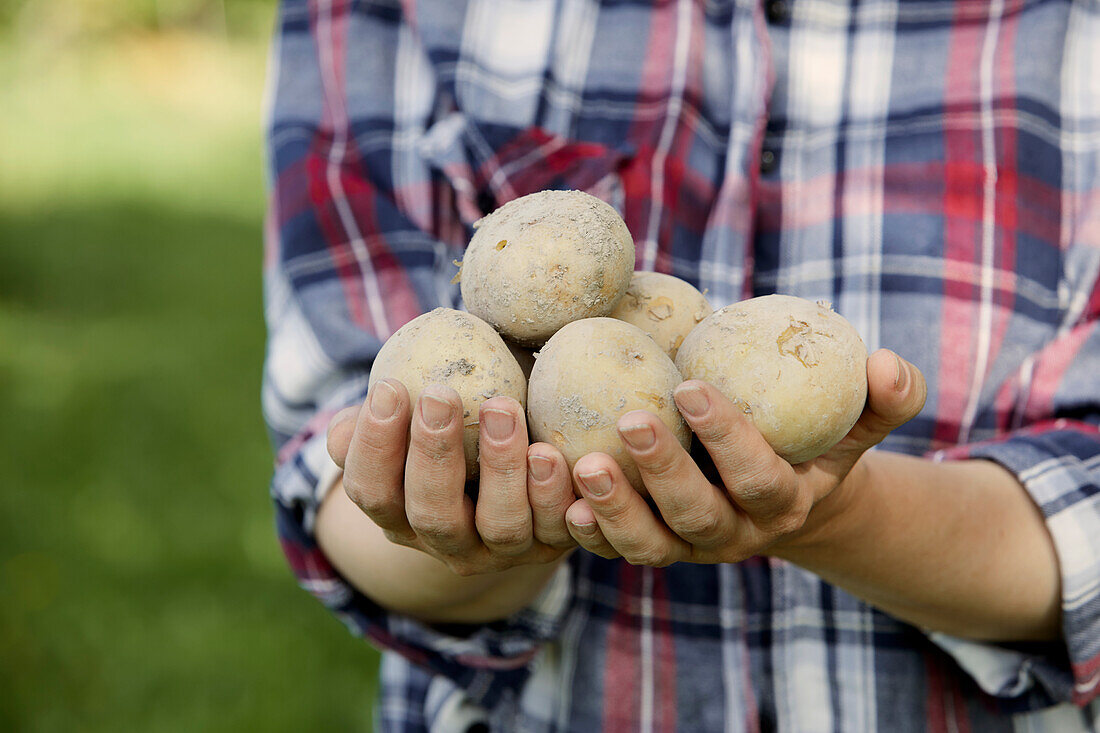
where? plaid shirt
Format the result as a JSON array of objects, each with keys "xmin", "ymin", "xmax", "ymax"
[{"xmin": 262, "ymin": 0, "xmax": 1100, "ymax": 730}]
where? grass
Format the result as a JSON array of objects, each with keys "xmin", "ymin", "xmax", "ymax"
[{"xmin": 0, "ymin": 26, "xmax": 380, "ymax": 732}]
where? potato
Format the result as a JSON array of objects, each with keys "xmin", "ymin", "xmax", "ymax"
[
  {"xmin": 369, "ymin": 308, "xmax": 526, "ymax": 478},
  {"xmin": 609, "ymin": 271, "xmax": 712, "ymax": 360},
  {"xmin": 459, "ymin": 190, "xmax": 635, "ymax": 346},
  {"xmin": 527, "ymin": 318, "xmax": 690, "ymax": 491},
  {"xmin": 675, "ymin": 295, "xmax": 867, "ymax": 464}
]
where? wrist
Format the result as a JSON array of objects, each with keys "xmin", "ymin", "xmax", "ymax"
[
  {"xmin": 771, "ymin": 451, "xmax": 876, "ymax": 558},
  {"xmin": 317, "ymin": 480, "xmax": 573, "ymax": 624},
  {"xmin": 420, "ymin": 552, "xmax": 572, "ymax": 624}
]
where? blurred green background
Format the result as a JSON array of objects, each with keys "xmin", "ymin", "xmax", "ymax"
[{"xmin": 1, "ymin": 1, "xmax": 380, "ymax": 729}]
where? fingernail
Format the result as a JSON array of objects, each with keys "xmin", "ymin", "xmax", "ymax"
[
  {"xmin": 894, "ymin": 354, "xmax": 909, "ymax": 393},
  {"xmin": 482, "ymin": 408, "xmax": 514, "ymax": 441},
  {"xmin": 579, "ymin": 470, "xmax": 612, "ymax": 497},
  {"xmin": 674, "ymin": 384, "xmax": 709, "ymax": 418},
  {"xmin": 619, "ymin": 422, "xmax": 655, "ymax": 450},
  {"xmin": 528, "ymin": 454, "xmax": 553, "ymax": 482},
  {"xmin": 369, "ymin": 381, "xmax": 398, "ymax": 419},
  {"xmin": 571, "ymin": 520, "xmax": 597, "ymax": 536},
  {"xmin": 420, "ymin": 393, "xmax": 454, "ymax": 430}
]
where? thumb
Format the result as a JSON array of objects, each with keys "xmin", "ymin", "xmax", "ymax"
[
  {"xmin": 326, "ymin": 404, "xmax": 362, "ymax": 468},
  {"xmin": 834, "ymin": 349, "xmax": 927, "ymax": 458}
]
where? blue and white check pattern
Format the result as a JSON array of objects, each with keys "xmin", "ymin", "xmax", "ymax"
[{"xmin": 263, "ymin": 0, "xmax": 1100, "ymax": 730}]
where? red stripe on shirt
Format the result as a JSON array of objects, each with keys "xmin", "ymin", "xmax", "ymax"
[
  {"xmin": 924, "ymin": 651, "xmax": 973, "ymax": 733},
  {"xmin": 934, "ymin": 9, "xmax": 986, "ymax": 447},
  {"xmin": 653, "ymin": 569, "xmax": 678, "ymax": 733},
  {"xmin": 621, "ymin": 1, "xmax": 679, "ymax": 255},
  {"xmin": 604, "ymin": 562, "xmax": 642, "ymax": 733},
  {"xmin": 304, "ymin": 152, "xmax": 368, "ymax": 328},
  {"xmin": 308, "ymin": 0, "xmax": 369, "ymax": 329},
  {"xmin": 1073, "ymin": 653, "xmax": 1100, "ymax": 706}
]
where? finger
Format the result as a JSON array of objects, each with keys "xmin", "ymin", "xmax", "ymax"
[
  {"xmin": 405, "ymin": 385, "xmax": 481, "ymax": 555},
  {"xmin": 343, "ymin": 379, "xmax": 415, "ymax": 538},
  {"xmin": 673, "ymin": 381, "xmax": 803, "ymax": 533},
  {"xmin": 528, "ymin": 444, "xmax": 576, "ymax": 549},
  {"xmin": 565, "ymin": 499, "xmax": 619, "ymax": 559},
  {"xmin": 573, "ymin": 454, "xmax": 689, "ymax": 567},
  {"xmin": 616, "ymin": 409, "xmax": 742, "ymax": 549},
  {"xmin": 835, "ymin": 350, "xmax": 927, "ymax": 458},
  {"xmin": 474, "ymin": 396, "xmax": 533, "ymax": 556},
  {"xmin": 326, "ymin": 404, "xmax": 361, "ymax": 468}
]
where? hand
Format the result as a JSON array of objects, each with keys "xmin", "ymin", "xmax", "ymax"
[
  {"xmin": 326, "ymin": 380, "xmax": 576, "ymax": 576},
  {"xmin": 564, "ymin": 349, "xmax": 927, "ymax": 565}
]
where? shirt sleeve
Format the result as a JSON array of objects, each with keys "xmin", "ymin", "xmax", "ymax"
[
  {"xmin": 261, "ymin": 0, "xmax": 571, "ymax": 707},
  {"xmin": 926, "ymin": 268, "xmax": 1100, "ymax": 709}
]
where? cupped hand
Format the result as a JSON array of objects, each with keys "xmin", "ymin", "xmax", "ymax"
[
  {"xmin": 326, "ymin": 380, "xmax": 576, "ymax": 576},
  {"xmin": 564, "ymin": 349, "xmax": 927, "ymax": 565}
]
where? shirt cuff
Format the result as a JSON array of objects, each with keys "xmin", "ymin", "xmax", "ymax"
[
  {"xmin": 928, "ymin": 424, "xmax": 1100, "ymax": 707},
  {"xmin": 924, "ymin": 632, "xmax": 1071, "ymax": 710},
  {"xmin": 317, "ymin": 461, "xmax": 344, "ymax": 508}
]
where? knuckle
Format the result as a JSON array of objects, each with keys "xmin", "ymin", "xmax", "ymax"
[
  {"xmin": 769, "ymin": 514, "xmax": 805, "ymax": 537},
  {"xmin": 411, "ymin": 432, "xmax": 457, "ymax": 464},
  {"xmin": 532, "ymin": 520, "xmax": 574, "ymax": 549},
  {"xmin": 346, "ymin": 487, "xmax": 392, "ymax": 518},
  {"xmin": 590, "ymin": 495, "xmax": 630, "ymax": 523},
  {"xmin": 734, "ymin": 462, "xmax": 787, "ymax": 501},
  {"xmin": 640, "ymin": 448, "xmax": 683, "ymax": 479},
  {"xmin": 529, "ymin": 491, "xmax": 563, "ymax": 515},
  {"xmin": 407, "ymin": 511, "xmax": 461, "ymax": 543},
  {"xmin": 692, "ymin": 416, "xmax": 728, "ymax": 443},
  {"xmin": 341, "ymin": 475, "xmax": 366, "ymax": 503},
  {"xmin": 764, "ymin": 500, "xmax": 811, "ymax": 537},
  {"xmin": 738, "ymin": 462, "xmax": 785, "ymax": 498},
  {"xmin": 480, "ymin": 451, "xmax": 524, "ymax": 480},
  {"xmin": 480, "ymin": 522, "xmax": 531, "ymax": 553},
  {"xmin": 343, "ymin": 483, "xmax": 388, "ymax": 518},
  {"xmin": 674, "ymin": 510, "xmax": 724, "ymax": 542},
  {"xmin": 382, "ymin": 528, "xmax": 417, "ymax": 547},
  {"xmin": 625, "ymin": 544, "xmax": 671, "ymax": 568},
  {"xmin": 354, "ymin": 422, "xmax": 404, "ymax": 458}
]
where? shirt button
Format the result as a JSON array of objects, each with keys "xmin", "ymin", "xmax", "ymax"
[
  {"xmin": 765, "ymin": 0, "xmax": 790, "ymax": 24},
  {"xmin": 760, "ymin": 148, "xmax": 778, "ymax": 174}
]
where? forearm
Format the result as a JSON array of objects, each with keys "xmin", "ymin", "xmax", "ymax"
[
  {"xmin": 316, "ymin": 478, "xmax": 567, "ymax": 624},
  {"xmin": 776, "ymin": 451, "xmax": 1062, "ymax": 642}
]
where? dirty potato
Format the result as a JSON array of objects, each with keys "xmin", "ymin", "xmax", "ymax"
[
  {"xmin": 675, "ymin": 295, "xmax": 868, "ymax": 465},
  {"xmin": 369, "ymin": 308, "xmax": 527, "ymax": 478},
  {"xmin": 459, "ymin": 190, "xmax": 635, "ymax": 346},
  {"xmin": 527, "ymin": 318, "xmax": 690, "ymax": 491},
  {"xmin": 609, "ymin": 271, "xmax": 712, "ymax": 360}
]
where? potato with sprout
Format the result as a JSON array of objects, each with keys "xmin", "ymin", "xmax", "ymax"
[
  {"xmin": 527, "ymin": 317, "xmax": 690, "ymax": 491},
  {"xmin": 369, "ymin": 308, "xmax": 526, "ymax": 478},
  {"xmin": 609, "ymin": 271, "xmax": 712, "ymax": 360},
  {"xmin": 459, "ymin": 190, "xmax": 635, "ymax": 346},
  {"xmin": 675, "ymin": 294, "xmax": 868, "ymax": 464}
]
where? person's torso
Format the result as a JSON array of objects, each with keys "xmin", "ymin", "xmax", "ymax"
[{"xmin": 363, "ymin": 0, "xmax": 1100, "ymax": 729}]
